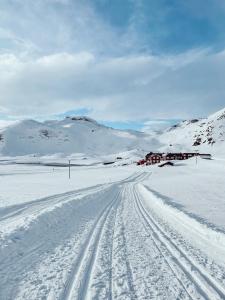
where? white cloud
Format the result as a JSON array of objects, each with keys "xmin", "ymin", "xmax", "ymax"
[
  {"xmin": 0, "ymin": 48, "xmax": 224, "ymax": 121},
  {"xmin": 0, "ymin": 1, "xmax": 225, "ymax": 121},
  {"xmin": 142, "ymin": 120, "xmax": 173, "ymax": 132},
  {"xmin": 0, "ymin": 0, "xmax": 143, "ymax": 58}
]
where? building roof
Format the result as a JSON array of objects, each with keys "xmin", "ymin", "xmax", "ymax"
[{"xmin": 158, "ymin": 161, "xmax": 174, "ymax": 167}]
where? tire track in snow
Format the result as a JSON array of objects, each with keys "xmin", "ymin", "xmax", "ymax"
[
  {"xmin": 134, "ymin": 185, "xmax": 225, "ymax": 300},
  {"xmin": 60, "ymin": 186, "xmax": 121, "ymax": 300}
]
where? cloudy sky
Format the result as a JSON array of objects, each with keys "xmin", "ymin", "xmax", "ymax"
[{"xmin": 0, "ymin": 0, "xmax": 225, "ymax": 130}]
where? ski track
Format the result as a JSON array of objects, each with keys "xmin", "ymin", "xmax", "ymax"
[
  {"xmin": 121, "ymin": 180, "xmax": 190, "ymax": 300},
  {"xmin": 0, "ymin": 172, "xmax": 141, "ymax": 240},
  {"xmin": 61, "ymin": 172, "xmax": 146, "ymax": 300},
  {"xmin": 134, "ymin": 184, "xmax": 225, "ymax": 300},
  {"xmin": 0, "ymin": 171, "xmax": 141, "ymax": 223},
  {"xmin": 111, "ymin": 187, "xmax": 137, "ymax": 300},
  {"xmin": 1, "ymin": 171, "xmax": 225, "ymax": 299},
  {"xmin": 0, "ymin": 186, "xmax": 117, "ymax": 299},
  {"xmin": 61, "ymin": 188, "xmax": 121, "ymax": 300}
]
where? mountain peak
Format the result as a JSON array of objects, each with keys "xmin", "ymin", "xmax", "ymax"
[
  {"xmin": 0, "ymin": 116, "xmax": 158, "ymax": 156},
  {"xmin": 65, "ymin": 116, "xmax": 98, "ymax": 124}
]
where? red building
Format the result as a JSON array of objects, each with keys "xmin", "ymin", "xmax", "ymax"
[
  {"xmin": 146, "ymin": 154, "xmax": 162, "ymax": 165},
  {"xmin": 138, "ymin": 151, "xmax": 210, "ymax": 166}
]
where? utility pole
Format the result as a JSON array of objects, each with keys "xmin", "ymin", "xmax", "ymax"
[
  {"xmin": 195, "ymin": 150, "xmax": 198, "ymax": 165},
  {"xmin": 68, "ymin": 160, "xmax": 71, "ymax": 179}
]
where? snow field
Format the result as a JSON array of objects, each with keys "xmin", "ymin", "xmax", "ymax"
[
  {"xmin": 1, "ymin": 160, "xmax": 225, "ymax": 299},
  {"xmin": 139, "ymin": 184, "xmax": 225, "ymax": 265},
  {"xmin": 0, "ymin": 164, "xmax": 133, "ymax": 207},
  {"xmin": 136, "ymin": 184, "xmax": 225, "ymax": 300}
]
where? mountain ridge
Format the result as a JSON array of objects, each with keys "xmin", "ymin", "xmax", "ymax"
[
  {"xmin": 158, "ymin": 107, "xmax": 225, "ymax": 155},
  {"xmin": 0, "ymin": 116, "xmax": 160, "ymax": 156},
  {"xmin": 0, "ymin": 108, "xmax": 225, "ymax": 157}
]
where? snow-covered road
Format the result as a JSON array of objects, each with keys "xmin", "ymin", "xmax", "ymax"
[{"xmin": 1, "ymin": 171, "xmax": 225, "ymax": 299}]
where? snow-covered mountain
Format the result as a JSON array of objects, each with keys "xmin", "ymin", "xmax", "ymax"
[
  {"xmin": 0, "ymin": 108, "xmax": 225, "ymax": 157},
  {"xmin": 159, "ymin": 107, "xmax": 225, "ymax": 155},
  {"xmin": 0, "ymin": 116, "xmax": 161, "ymax": 156}
]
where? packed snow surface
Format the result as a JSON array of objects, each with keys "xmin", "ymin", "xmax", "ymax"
[{"xmin": 1, "ymin": 157, "xmax": 225, "ymax": 299}]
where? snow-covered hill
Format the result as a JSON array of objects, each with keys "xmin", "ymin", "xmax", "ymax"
[
  {"xmin": 158, "ymin": 107, "xmax": 225, "ymax": 156},
  {"xmin": 0, "ymin": 116, "xmax": 160, "ymax": 156},
  {"xmin": 1, "ymin": 108, "xmax": 225, "ymax": 157}
]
